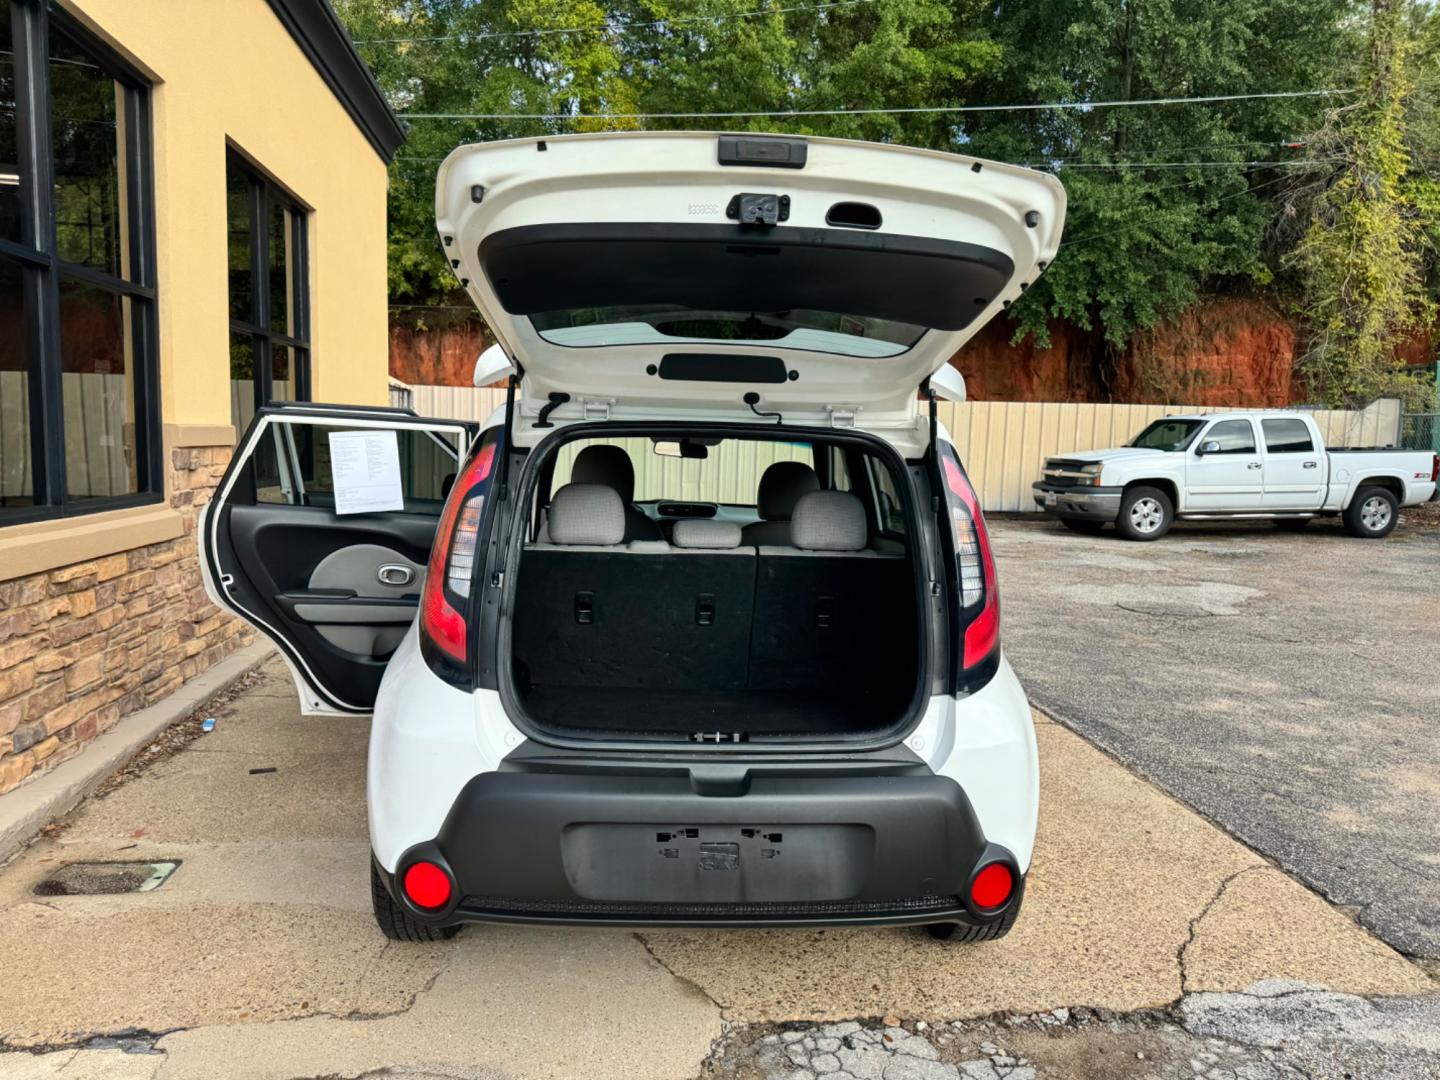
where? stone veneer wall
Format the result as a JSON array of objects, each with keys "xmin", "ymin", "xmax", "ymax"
[{"xmin": 0, "ymin": 444, "xmax": 254, "ymax": 794}]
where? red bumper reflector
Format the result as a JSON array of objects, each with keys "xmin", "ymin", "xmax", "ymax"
[
  {"xmin": 403, "ymin": 860, "xmax": 453, "ymax": 910},
  {"xmin": 971, "ymin": 862, "xmax": 1014, "ymax": 910}
]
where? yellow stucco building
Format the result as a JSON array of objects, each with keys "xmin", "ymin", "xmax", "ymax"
[{"xmin": 0, "ymin": 0, "xmax": 401, "ymax": 793}]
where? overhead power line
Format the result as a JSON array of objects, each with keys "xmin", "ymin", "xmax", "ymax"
[
  {"xmin": 396, "ymin": 88, "xmax": 1350, "ymax": 121},
  {"xmin": 353, "ymin": 0, "xmax": 877, "ymax": 45}
]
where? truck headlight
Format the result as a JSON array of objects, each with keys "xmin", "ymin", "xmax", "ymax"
[{"xmin": 1080, "ymin": 464, "xmax": 1104, "ymax": 485}]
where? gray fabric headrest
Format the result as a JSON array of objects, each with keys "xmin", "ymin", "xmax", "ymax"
[
  {"xmin": 756, "ymin": 461, "xmax": 819, "ymax": 521},
  {"xmin": 571, "ymin": 445, "xmax": 635, "ymax": 506},
  {"xmin": 672, "ymin": 519, "xmax": 742, "ymax": 549},
  {"xmin": 548, "ymin": 484, "xmax": 625, "ymax": 546},
  {"xmin": 791, "ymin": 491, "xmax": 867, "ymax": 552}
]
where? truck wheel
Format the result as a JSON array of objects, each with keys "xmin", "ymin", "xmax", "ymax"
[
  {"xmin": 1116, "ymin": 486, "xmax": 1173, "ymax": 541},
  {"xmin": 371, "ymin": 861, "xmax": 459, "ymax": 942},
  {"xmin": 1060, "ymin": 518, "xmax": 1105, "ymax": 534},
  {"xmin": 926, "ymin": 881, "xmax": 1026, "ymax": 943},
  {"xmin": 1343, "ymin": 486, "xmax": 1399, "ymax": 539}
]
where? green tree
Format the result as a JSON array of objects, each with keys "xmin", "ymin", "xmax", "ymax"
[
  {"xmin": 1285, "ymin": 0, "xmax": 1436, "ymax": 406},
  {"xmin": 961, "ymin": 0, "xmax": 1357, "ymax": 350}
]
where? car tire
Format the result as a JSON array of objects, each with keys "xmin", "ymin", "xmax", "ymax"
[
  {"xmin": 1272, "ymin": 517, "xmax": 1311, "ymax": 530},
  {"xmin": 1343, "ymin": 486, "xmax": 1399, "ymax": 539},
  {"xmin": 1116, "ymin": 485, "xmax": 1173, "ymax": 541},
  {"xmin": 925, "ymin": 881, "xmax": 1026, "ymax": 943},
  {"xmin": 1059, "ymin": 518, "xmax": 1105, "ymax": 534},
  {"xmin": 371, "ymin": 861, "xmax": 460, "ymax": 942}
]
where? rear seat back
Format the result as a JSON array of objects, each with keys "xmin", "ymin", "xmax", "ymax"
[
  {"xmin": 750, "ymin": 491, "xmax": 913, "ymax": 692},
  {"xmin": 514, "ymin": 486, "xmax": 756, "ymax": 693}
]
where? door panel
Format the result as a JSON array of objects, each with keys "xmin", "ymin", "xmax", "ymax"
[
  {"xmin": 201, "ymin": 406, "xmax": 476, "ymax": 714},
  {"xmin": 1185, "ymin": 419, "xmax": 1263, "ymax": 510},
  {"xmin": 1260, "ymin": 418, "xmax": 1324, "ymax": 509}
]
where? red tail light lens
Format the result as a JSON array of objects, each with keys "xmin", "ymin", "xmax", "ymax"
[
  {"xmin": 419, "ymin": 435, "xmax": 499, "ymax": 669},
  {"xmin": 1431, "ymin": 453, "xmax": 1438, "ymax": 484},
  {"xmin": 970, "ymin": 862, "xmax": 1014, "ymax": 910},
  {"xmin": 941, "ymin": 449, "xmax": 1000, "ymax": 673},
  {"xmin": 402, "ymin": 860, "xmax": 453, "ymax": 910}
]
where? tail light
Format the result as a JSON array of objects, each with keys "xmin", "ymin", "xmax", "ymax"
[
  {"xmin": 419, "ymin": 430, "xmax": 500, "ymax": 682},
  {"xmin": 1431, "ymin": 453, "xmax": 1438, "ymax": 484},
  {"xmin": 940, "ymin": 446, "xmax": 1000, "ymax": 682}
]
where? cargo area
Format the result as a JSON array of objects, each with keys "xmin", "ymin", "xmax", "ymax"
[{"xmin": 505, "ymin": 430, "xmax": 925, "ymax": 743}]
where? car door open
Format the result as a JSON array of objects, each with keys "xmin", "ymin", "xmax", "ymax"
[{"xmin": 199, "ymin": 405, "xmax": 477, "ymax": 714}]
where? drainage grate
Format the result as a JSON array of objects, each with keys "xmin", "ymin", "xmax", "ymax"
[{"xmin": 33, "ymin": 860, "xmax": 180, "ymax": 896}]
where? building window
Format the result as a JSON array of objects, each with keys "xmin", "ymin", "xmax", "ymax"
[
  {"xmin": 227, "ymin": 149, "xmax": 309, "ymax": 435},
  {"xmin": 0, "ymin": 2, "xmax": 159, "ymax": 526}
]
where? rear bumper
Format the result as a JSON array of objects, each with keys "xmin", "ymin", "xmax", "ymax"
[
  {"xmin": 376, "ymin": 767, "xmax": 1020, "ymax": 929},
  {"xmin": 1032, "ymin": 481, "xmax": 1122, "ymax": 521}
]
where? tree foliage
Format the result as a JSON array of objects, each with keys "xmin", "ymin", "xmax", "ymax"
[
  {"xmin": 336, "ymin": 0, "xmax": 1440, "ymax": 401},
  {"xmin": 1283, "ymin": 0, "xmax": 1436, "ymax": 406}
]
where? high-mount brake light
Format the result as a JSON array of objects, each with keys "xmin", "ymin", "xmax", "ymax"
[
  {"xmin": 420, "ymin": 437, "xmax": 498, "ymax": 668},
  {"xmin": 941, "ymin": 450, "xmax": 1000, "ymax": 673}
]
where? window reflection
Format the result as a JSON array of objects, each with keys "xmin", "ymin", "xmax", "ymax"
[
  {"xmin": 0, "ymin": 258, "xmax": 33, "ymax": 508},
  {"xmin": 59, "ymin": 277, "xmax": 137, "ymax": 500},
  {"xmin": 49, "ymin": 20, "xmax": 126, "ymax": 276},
  {"xmin": 227, "ymin": 166, "xmax": 252, "ymax": 321},
  {"xmin": 0, "ymin": 9, "xmax": 21, "ymax": 244}
]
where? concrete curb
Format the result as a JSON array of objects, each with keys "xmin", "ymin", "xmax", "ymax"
[{"xmin": 0, "ymin": 639, "xmax": 276, "ymax": 864}]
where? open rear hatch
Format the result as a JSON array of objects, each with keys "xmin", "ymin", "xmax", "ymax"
[{"xmin": 437, "ymin": 132, "xmax": 1065, "ymax": 455}]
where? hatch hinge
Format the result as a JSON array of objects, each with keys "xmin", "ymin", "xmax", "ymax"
[
  {"xmin": 826, "ymin": 405, "xmax": 861, "ymax": 428},
  {"xmin": 582, "ymin": 399, "xmax": 613, "ymax": 422}
]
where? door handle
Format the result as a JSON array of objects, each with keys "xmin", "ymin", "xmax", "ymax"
[
  {"xmin": 1247, "ymin": 462, "xmax": 1262, "ymax": 470},
  {"xmin": 1302, "ymin": 461, "xmax": 1318, "ymax": 469},
  {"xmin": 377, "ymin": 564, "xmax": 415, "ymax": 587}
]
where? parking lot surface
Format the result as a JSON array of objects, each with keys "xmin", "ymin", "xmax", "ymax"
[
  {"xmin": 0, "ymin": 656, "xmax": 1430, "ymax": 1079},
  {"xmin": 996, "ymin": 512, "xmax": 1440, "ymax": 964}
]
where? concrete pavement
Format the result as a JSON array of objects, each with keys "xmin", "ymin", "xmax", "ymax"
[
  {"xmin": 0, "ymin": 657, "xmax": 1429, "ymax": 1079},
  {"xmin": 995, "ymin": 514, "xmax": 1440, "ymax": 962}
]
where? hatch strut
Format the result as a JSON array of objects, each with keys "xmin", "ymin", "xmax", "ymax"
[{"xmin": 497, "ymin": 372, "xmax": 519, "ymax": 498}]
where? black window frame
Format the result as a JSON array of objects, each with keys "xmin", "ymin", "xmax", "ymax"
[
  {"xmin": 0, "ymin": 0, "xmax": 161, "ymax": 527},
  {"xmin": 227, "ymin": 147, "xmax": 310, "ymax": 431}
]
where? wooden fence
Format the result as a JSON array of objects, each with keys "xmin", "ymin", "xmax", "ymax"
[{"xmin": 387, "ymin": 381, "xmax": 1402, "ymax": 513}]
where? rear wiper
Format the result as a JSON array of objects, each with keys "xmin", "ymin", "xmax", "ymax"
[{"xmin": 744, "ymin": 392, "xmax": 783, "ymax": 425}]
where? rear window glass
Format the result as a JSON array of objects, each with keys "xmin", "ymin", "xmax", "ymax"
[
  {"xmin": 551, "ymin": 437, "xmax": 814, "ymax": 504},
  {"xmin": 1262, "ymin": 418, "xmax": 1315, "ymax": 453},
  {"xmin": 530, "ymin": 306, "xmax": 925, "ymax": 358}
]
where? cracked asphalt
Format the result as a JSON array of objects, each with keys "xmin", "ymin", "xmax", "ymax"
[
  {"xmin": 994, "ymin": 514, "xmax": 1440, "ymax": 963},
  {"xmin": 0, "ymin": 654, "xmax": 1432, "ymax": 1079}
]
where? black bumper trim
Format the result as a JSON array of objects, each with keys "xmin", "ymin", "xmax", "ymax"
[{"xmin": 382, "ymin": 767, "xmax": 1019, "ymax": 929}]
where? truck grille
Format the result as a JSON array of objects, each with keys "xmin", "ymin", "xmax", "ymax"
[{"xmin": 1040, "ymin": 458, "xmax": 1094, "ymax": 489}]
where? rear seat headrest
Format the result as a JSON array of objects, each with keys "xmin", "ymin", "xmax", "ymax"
[
  {"xmin": 571, "ymin": 445, "xmax": 636, "ymax": 506},
  {"xmin": 757, "ymin": 461, "xmax": 820, "ymax": 521},
  {"xmin": 672, "ymin": 519, "xmax": 742, "ymax": 550},
  {"xmin": 547, "ymin": 483, "xmax": 625, "ymax": 546},
  {"xmin": 791, "ymin": 491, "xmax": 868, "ymax": 552}
]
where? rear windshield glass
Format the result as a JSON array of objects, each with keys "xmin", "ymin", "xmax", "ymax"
[
  {"xmin": 1130, "ymin": 419, "xmax": 1204, "ymax": 451},
  {"xmin": 552, "ymin": 436, "xmax": 817, "ymax": 504},
  {"xmin": 530, "ymin": 306, "xmax": 925, "ymax": 358}
]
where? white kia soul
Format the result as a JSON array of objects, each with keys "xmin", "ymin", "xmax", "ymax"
[{"xmin": 199, "ymin": 132, "xmax": 1065, "ymax": 942}]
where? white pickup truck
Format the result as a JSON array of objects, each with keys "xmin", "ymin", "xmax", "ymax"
[{"xmin": 1032, "ymin": 411, "xmax": 1439, "ymax": 540}]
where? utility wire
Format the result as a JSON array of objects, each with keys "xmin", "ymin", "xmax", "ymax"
[
  {"xmin": 397, "ymin": 88, "xmax": 1350, "ymax": 121},
  {"xmin": 353, "ymin": 0, "xmax": 877, "ymax": 45}
]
